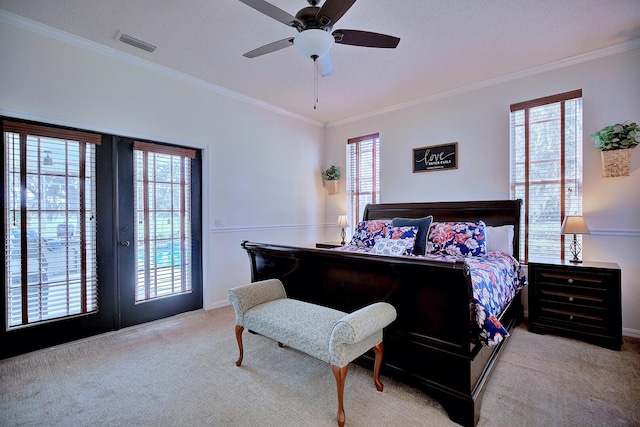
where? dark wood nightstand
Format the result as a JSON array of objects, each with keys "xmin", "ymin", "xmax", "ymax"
[
  {"xmin": 528, "ymin": 259, "xmax": 622, "ymax": 350},
  {"xmin": 315, "ymin": 242, "xmax": 344, "ymax": 249}
]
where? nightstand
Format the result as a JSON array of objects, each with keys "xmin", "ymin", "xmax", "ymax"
[
  {"xmin": 528, "ymin": 259, "xmax": 622, "ymax": 350},
  {"xmin": 315, "ymin": 242, "xmax": 344, "ymax": 249}
]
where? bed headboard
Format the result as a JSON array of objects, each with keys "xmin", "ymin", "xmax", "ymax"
[{"xmin": 362, "ymin": 199, "xmax": 522, "ymax": 260}]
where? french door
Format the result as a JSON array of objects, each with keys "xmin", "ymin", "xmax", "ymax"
[
  {"xmin": 116, "ymin": 138, "xmax": 202, "ymax": 327},
  {"xmin": 1, "ymin": 120, "xmax": 202, "ymax": 359}
]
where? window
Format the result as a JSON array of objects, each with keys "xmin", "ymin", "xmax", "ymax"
[
  {"xmin": 133, "ymin": 141, "xmax": 195, "ymax": 302},
  {"xmin": 510, "ymin": 90, "xmax": 583, "ymax": 262},
  {"xmin": 347, "ymin": 133, "xmax": 380, "ymax": 231},
  {"xmin": 4, "ymin": 121, "xmax": 100, "ymax": 327}
]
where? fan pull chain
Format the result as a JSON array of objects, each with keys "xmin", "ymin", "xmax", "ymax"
[{"xmin": 313, "ymin": 58, "xmax": 319, "ymax": 110}]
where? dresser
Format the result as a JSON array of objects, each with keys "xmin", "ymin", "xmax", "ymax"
[{"xmin": 528, "ymin": 259, "xmax": 622, "ymax": 350}]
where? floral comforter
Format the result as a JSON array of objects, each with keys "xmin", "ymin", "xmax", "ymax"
[{"xmin": 334, "ymin": 246, "xmax": 527, "ymax": 347}]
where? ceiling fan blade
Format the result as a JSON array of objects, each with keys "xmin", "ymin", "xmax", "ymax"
[
  {"xmin": 333, "ymin": 29, "xmax": 400, "ymax": 48},
  {"xmin": 243, "ymin": 37, "xmax": 294, "ymax": 58},
  {"xmin": 316, "ymin": 0, "xmax": 357, "ymax": 27},
  {"xmin": 316, "ymin": 54, "xmax": 333, "ymax": 77},
  {"xmin": 237, "ymin": 0, "xmax": 303, "ymax": 27}
]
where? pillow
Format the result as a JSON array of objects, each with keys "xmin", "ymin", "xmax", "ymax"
[
  {"xmin": 426, "ymin": 221, "xmax": 487, "ymax": 257},
  {"xmin": 485, "ymin": 225, "xmax": 514, "ymax": 255},
  {"xmin": 386, "ymin": 225, "xmax": 419, "ymax": 255},
  {"xmin": 349, "ymin": 220, "xmax": 391, "ymax": 248},
  {"xmin": 391, "ymin": 216, "xmax": 433, "ymax": 255},
  {"xmin": 371, "ymin": 238, "xmax": 410, "ymax": 256}
]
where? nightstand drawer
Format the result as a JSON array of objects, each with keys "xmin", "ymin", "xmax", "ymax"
[
  {"xmin": 538, "ymin": 305, "xmax": 608, "ymax": 329},
  {"xmin": 538, "ymin": 287, "xmax": 606, "ymax": 309},
  {"xmin": 534, "ymin": 268, "xmax": 614, "ymax": 290}
]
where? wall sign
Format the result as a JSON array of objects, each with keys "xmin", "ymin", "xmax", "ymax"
[{"xmin": 413, "ymin": 142, "xmax": 458, "ymax": 172}]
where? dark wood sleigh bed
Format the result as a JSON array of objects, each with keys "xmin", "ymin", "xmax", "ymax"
[{"xmin": 241, "ymin": 200, "xmax": 524, "ymax": 426}]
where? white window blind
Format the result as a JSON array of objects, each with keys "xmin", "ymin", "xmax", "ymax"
[
  {"xmin": 4, "ymin": 121, "xmax": 99, "ymax": 328},
  {"xmin": 509, "ymin": 90, "xmax": 583, "ymax": 262},
  {"xmin": 133, "ymin": 141, "xmax": 194, "ymax": 302},
  {"xmin": 347, "ymin": 133, "xmax": 380, "ymax": 232}
]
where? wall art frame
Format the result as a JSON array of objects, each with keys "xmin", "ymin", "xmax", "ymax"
[{"xmin": 413, "ymin": 142, "xmax": 458, "ymax": 173}]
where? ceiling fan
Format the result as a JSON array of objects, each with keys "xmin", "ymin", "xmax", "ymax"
[{"xmin": 238, "ymin": 0, "xmax": 400, "ymax": 77}]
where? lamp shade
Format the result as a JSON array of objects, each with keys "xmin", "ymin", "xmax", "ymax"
[
  {"xmin": 293, "ymin": 29, "xmax": 334, "ymax": 59},
  {"xmin": 561, "ymin": 216, "xmax": 590, "ymax": 235},
  {"xmin": 336, "ymin": 214, "xmax": 348, "ymax": 228}
]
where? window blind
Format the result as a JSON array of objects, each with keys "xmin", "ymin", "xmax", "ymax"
[
  {"xmin": 347, "ymin": 133, "xmax": 380, "ymax": 232},
  {"xmin": 133, "ymin": 142, "xmax": 193, "ymax": 302},
  {"xmin": 3, "ymin": 121, "xmax": 99, "ymax": 327},
  {"xmin": 509, "ymin": 90, "xmax": 583, "ymax": 262}
]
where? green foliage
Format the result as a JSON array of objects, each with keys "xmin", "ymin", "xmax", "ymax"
[
  {"xmin": 322, "ymin": 165, "xmax": 341, "ymax": 180},
  {"xmin": 590, "ymin": 122, "xmax": 639, "ymax": 151}
]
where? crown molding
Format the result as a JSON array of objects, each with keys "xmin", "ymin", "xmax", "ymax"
[{"xmin": 0, "ymin": 10, "xmax": 324, "ymax": 128}]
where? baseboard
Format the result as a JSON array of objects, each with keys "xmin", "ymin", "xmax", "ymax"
[{"xmin": 206, "ymin": 300, "xmax": 231, "ymax": 310}]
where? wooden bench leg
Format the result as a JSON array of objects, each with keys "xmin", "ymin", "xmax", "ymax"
[
  {"xmin": 331, "ymin": 364, "xmax": 348, "ymax": 427},
  {"xmin": 234, "ymin": 325, "xmax": 244, "ymax": 367},
  {"xmin": 373, "ymin": 343, "xmax": 384, "ymax": 392}
]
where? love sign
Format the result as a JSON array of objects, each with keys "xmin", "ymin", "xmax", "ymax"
[{"xmin": 413, "ymin": 142, "xmax": 458, "ymax": 172}]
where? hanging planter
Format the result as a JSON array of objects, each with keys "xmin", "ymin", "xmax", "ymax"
[
  {"xmin": 326, "ymin": 179, "xmax": 339, "ymax": 195},
  {"xmin": 322, "ymin": 165, "xmax": 341, "ymax": 195},
  {"xmin": 590, "ymin": 122, "xmax": 639, "ymax": 178},
  {"xmin": 600, "ymin": 149, "xmax": 631, "ymax": 177}
]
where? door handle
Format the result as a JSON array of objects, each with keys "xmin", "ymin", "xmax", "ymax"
[{"xmin": 120, "ymin": 240, "xmax": 130, "ymax": 247}]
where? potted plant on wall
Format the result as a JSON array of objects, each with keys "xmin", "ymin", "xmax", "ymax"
[
  {"xmin": 590, "ymin": 121, "xmax": 639, "ymax": 177},
  {"xmin": 322, "ymin": 165, "xmax": 341, "ymax": 195}
]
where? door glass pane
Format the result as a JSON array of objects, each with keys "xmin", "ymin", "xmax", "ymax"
[
  {"xmin": 134, "ymin": 149, "xmax": 192, "ymax": 303},
  {"xmin": 4, "ymin": 130, "xmax": 98, "ymax": 327}
]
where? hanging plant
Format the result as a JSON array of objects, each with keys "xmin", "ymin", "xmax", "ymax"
[
  {"xmin": 322, "ymin": 165, "xmax": 341, "ymax": 180},
  {"xmin": 590, "ymin": 122, "xmax": 639, "ymax": 151},
  {"xmin": 590, "ymin": 121, "xmax": 638, "ymax": 178}
]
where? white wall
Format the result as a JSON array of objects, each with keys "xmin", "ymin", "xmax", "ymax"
[
  {"xmin": 0, "ymin": 19, "xmax": 326, "ymax": 310},
  {"xmin": 325, "ymin": 47, "xmax": 640, "ymax": 336}
]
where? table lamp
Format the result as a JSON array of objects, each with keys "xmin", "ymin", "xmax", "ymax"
[
  {"xmin": 561, "ymin": 215, "xmax": 590, "ymax": 263},
  {"xmin": 336, "ymin": 215, "xmax": 348, "ymax": 245}
]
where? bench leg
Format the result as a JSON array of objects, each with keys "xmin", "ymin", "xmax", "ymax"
[
  {"xmin": 234, "ymin": 325, "xmax": 244, "ymax": 367},
  {"xmin": 373, "ymin": 343, "xmax": 384, "ymax": 392},
  {"xmin": 331, "ymin": 364, "xmax": 348, "ymax": 427}
]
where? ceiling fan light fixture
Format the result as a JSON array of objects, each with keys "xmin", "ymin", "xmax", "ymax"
[{"xmin": 293, "ymin": 29, "xmax": 334, "ymax": 60}]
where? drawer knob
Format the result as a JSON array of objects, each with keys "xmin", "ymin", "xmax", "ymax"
[
  {"xmin": 568, "ymin": 296, "xmax": 574, "ymax": 302},
  {"xmin": 567, "ymin": 278, "xmax": 574, "ymax": 284},
  {"xmin": 569, "ymin": 315, "xmax": 574, "ymax": 320}
]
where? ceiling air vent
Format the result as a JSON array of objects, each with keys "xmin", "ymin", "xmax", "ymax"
[{"xmin": 117, "ymin": 32, "xmax": 156, "ymax": 53}]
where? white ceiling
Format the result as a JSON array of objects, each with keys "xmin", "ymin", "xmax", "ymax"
[{"xmin": 1, "ymin": 0, "xmax": 640, "ymax": 124}]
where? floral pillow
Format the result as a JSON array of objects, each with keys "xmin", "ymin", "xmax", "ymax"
[
  {"xmin": 349, "ymin": 220, "xmax": 391, "ymax": 248},
  {"xmin": 387, "ymin": 225, "xmax": 419, "ymax": 255},
  {"xmin": 427, "ymin": 221, "xmax": 487, "ymax": 257}
]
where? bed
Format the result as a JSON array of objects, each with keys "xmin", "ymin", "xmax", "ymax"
[{"xmin": 241, "ymin": 199, "xmax": 526, "ymax": 426}]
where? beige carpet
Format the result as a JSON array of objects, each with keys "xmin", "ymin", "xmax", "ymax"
[{"xmin": 1, "ymin": 305, "xmax": 639, "ymax": 427}]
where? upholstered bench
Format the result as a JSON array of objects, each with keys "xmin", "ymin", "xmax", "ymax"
[{"xmin": 228, "ymin": 278, "xmax": 397, "ymax": 427}]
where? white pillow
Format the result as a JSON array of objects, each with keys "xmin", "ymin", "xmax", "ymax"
[
  {"xmin": 371, "ymin": 238, "xmax": 410, "ymax": 256},
  {"xmin": 485, "ymin": 225, "xmax": 514, "ymax": 255}
]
